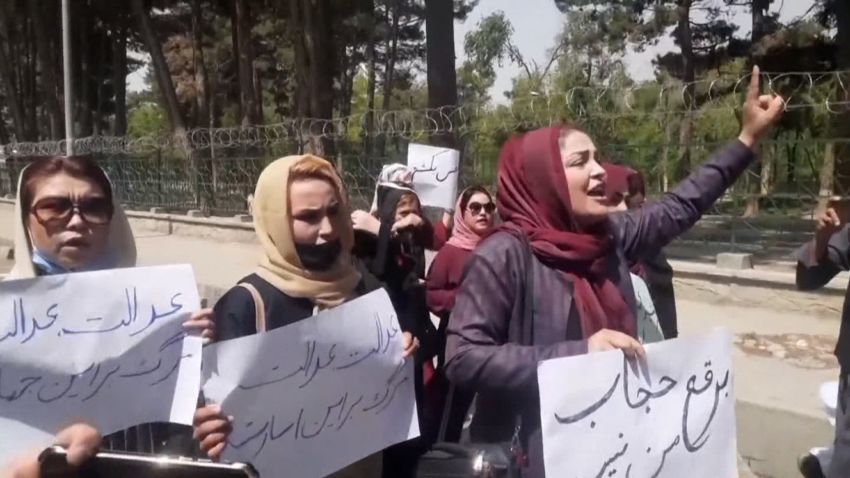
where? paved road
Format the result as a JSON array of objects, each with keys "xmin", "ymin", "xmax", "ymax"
[
  {"xmin": 679, "ymin": 298, "xmax": 837, "ymax": 478},
  {"xmin": 0, "ymin": 227, "xmax": 840, "ymax": 477}
]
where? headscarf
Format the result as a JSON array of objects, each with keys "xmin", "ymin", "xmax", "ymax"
[
  {"xmin": 8, "ymin": 163, "xmax": 136, "ymax": 280},
  {"xmin": 446, "ymin": 187, "xmax": 491, "ymax": 251},
  {"xmin": 601, "ymin": 163, "xmax": 633, "ymax": 203},
  {"xmin": 627, "ymin": 169, "xmax": 646, "ymax": 198},
  {"xmin": 370, "ymin": 184, "xmax": 424, "ymax": 278},
  {"xmin": 253, "ymin": 155, "xmax": 361, "ymax": 309},
  {"xmin": 369, "ymin": 163, "xmax": 415, "ymax": 214},
  {"xmin": 495, "ymin": 126, "xmax": 635, "ymax": 337}
]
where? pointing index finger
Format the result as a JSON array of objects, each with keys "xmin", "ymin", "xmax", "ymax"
[{"xmin": 747, "ymin": 65, "xmax": 761, "ymax": 102}]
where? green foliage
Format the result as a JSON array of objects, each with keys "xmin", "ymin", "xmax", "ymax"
[{"xmin": 128, "ymin": 101, "xmax": 170, "ymax": 138}]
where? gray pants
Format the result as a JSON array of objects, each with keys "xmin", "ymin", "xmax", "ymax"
[{"xmin": 829, "ymin": 374, "xmax": 850, "ymax": 478}]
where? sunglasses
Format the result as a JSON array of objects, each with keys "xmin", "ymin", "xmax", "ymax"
[
  {"xmin": 467, "ymin": 202, "xmax": 495, "ymax": 215},
  {"xmin": 30, "ymin": 196, "xmax": 114, "ymax": 225}
]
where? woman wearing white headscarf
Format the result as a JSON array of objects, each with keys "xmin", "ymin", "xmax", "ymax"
[{"xmin": 6, "ymin": 155, "xmax": 213, "ymax": 456}]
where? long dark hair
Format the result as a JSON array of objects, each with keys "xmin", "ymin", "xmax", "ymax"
[{"xmin": 20, "ymin": 155, "xmax": 114, "ymax": 215}]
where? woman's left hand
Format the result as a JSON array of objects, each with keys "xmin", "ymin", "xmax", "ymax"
[
  {"xmin": 183, "ymin": 307, "xmax": 216, "ymax": 345},
  {"xmin": 402, "ymin": 332, "xmax": 420, "ymax": 359}
]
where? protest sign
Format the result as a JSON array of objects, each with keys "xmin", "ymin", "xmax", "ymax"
[
  {"xmin": 538, "ymin": 328, "xmax": 736, "ymax": 478},
  {"xmin": 0, "ymin": 265, "xmax": 203, "ymax": 465},
  {"xmin": 202, "ymin": 289, "xmax": 419, "ymax": 478},
  {"xmin": 407, "ymin": 143, "xmax": 460, "ymax": 210}
]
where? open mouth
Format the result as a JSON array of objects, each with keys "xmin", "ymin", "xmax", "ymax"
[
  {"xmin": 587, "ymin": 183, "xmax": 606, "ymax": 199},
  {"xmin": 62, "ymin": 237, "xmax": 90, "ymax": 249}
]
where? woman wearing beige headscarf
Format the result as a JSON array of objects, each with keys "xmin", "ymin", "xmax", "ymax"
[
  {"xmin": 5, "ymin": 155, "xmax": 213, "ymax": 461},
  {"xmin": 193, "ymin": 155, "xmax": 419, "ymax": 478}
]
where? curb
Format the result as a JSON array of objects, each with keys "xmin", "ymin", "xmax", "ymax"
[{"xmin": 669, "ymin": 259, "xmax": 848, "ymax": 297}]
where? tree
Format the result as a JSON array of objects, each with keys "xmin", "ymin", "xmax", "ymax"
[
  {"xmin": 425, "ymin": 0, "xmax": 458, "ymax": 147},
  {"xmin": 28, "ymin": 1, "xmax": 64, "ymax": 139},
  {"xmin": 191, "ymin": 0, "xmax": 212, "ymax": 128},
  {"xmin": 287, "ymin": 0, "xmax": 336, "ymax": 156},
  {"xmin": 132, "ymin": 0, "xmax": 188, "ymax": 137},
  {"xmin": 234, "ymin": 0, "xmax": 261, "ymax": 126}
]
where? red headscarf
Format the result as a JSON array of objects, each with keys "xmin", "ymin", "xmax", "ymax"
[
  {"xmin": 496, "ymin": 126, "xmax": 635, "ymax": 338},
  {"xmin": 601, "ymin": 163, "xmax": 633, "ymax": 203}
]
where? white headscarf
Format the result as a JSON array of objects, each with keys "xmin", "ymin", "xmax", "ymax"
[
  {"xmin": 8, "ymin": 164, "xmax": 137, "ymax": 279},
  {"xmin": 369, "ymin": 163, "xmax": 415, "ymax": 214}
]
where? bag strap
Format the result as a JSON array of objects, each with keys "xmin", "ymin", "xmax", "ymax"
[
  {"xmin": 238, "ymin": 282, "xmax": 267, "ymax": 333},
  {"xmin": 435, "ymin": 235, "xmax": 536, "ymax": 443}
]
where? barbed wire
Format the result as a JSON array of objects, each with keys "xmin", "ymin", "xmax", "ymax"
[{"xmin": 0, "ymin": 70, "xmax": 847, "ymax": 156}]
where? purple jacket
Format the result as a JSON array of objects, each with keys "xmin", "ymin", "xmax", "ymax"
[{"xmin": 444, "ymin": 141, "xmax": 754, "ymax": 478}]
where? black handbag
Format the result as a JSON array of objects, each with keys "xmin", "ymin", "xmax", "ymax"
[{"xmin": 416, "ymin": 237, "xmax": 535, "ymax": 478}]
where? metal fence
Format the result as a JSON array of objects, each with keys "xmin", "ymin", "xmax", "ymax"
[{"xmin": 1, "ymin": 69, "xmax": 849, "ymax": 221}]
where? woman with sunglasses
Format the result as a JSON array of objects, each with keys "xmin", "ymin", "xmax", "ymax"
[
  {"xmin": 424, "ymin": 186, "xmax": 496, "ymax": 442},
  {"xmin": 7, "ymin": 155, "xmax": 212, "ymax": 457}
]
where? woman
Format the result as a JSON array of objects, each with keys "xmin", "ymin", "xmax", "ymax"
[
  {"xmin": 444, "ymin": 69, "xmax": 783, "ymax": 478},
  {"xmin": 424, "ymin": 186, "xmax": 495, "ymax": 442},
  {"xmin": 624, "ymin": 167, "xmax": 680, "ymax": 339},
  {"xmin": 192, "ymin": 155, "xmax": 418, "ymax": 478},
  {"xmin": 426, "ymin": 186, "xmax": 496, "ymax": 365},
  {"xmin": 8, "ymin": 155, "xmax": 213, "ymax": 455},
  {"xmin": 355, "ymin": 163, "xmax": 452, "ymax": 251},
  {"xmin": 601, "ymin": 162, "xmax": 664, "ymax": 344},
  {"xmin": 352, "ymin": 182, "xmax": 439, "ymax": 477}
]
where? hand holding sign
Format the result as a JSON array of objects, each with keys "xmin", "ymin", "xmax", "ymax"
[
  {"xmin": 0, "ymin": 265, "xmax": 203, "ymax": 467},
  {"xmin": 407, "ymin": 144, "xmax": 460, "ymax": 211},
  {"xmin": 539, "ymin": 329, "xmax": 736, "ymax": 478},
  {"xmin": 200, "ymin": 290, "xmax": 419, "ymax": 478}
]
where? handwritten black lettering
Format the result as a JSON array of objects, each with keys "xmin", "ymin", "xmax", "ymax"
[
  {"xmin": 410, "ymin": 151, "xmax": 459, "ymax": 183},
  {"xmin": 0, "ymin": 369, "xmax": 42, "ymax": 401},
  {"xmin": 594, "ymin": 442, "xmax": 628, "ymax": 478},
  {"xmin": 682, "ymin": 364, "xmax": 730, "ymax": 453},
  {"xmin": 649, "ymin": 435, "xmax": 681, "ymax": 478},
  {"xmin": 150, "ymin": 353, "xmax": 192, "ymax": 386},
  {"xmin": 119, "ymin": 358, "xmax": 163, "ymax": 378},
  {"xmin": 228, "ymin": 420, "xmax": 270, "ymax": 457},
  {"xmin": 335, "ymin": 316, "xmax": 397, "ymax": 371},
  {"xmin": 81, "ymin": 364, "xmax": 120, "ymax": 401},
  {"xmin": 623, "ymin": 356, "xmax": 678, "ymax": 410},
  {"xmin": 131, "ymin": 293, "xmax": 184, "ymax": 337},
  {"xmin": 555, "ymin": 373, "xmax": 621, "ymax": 425},
  {"xmin": 0, "ymin": 299, "xmax": 60, "ymax": 345},
  {"xmin": 62, "ymin": 288, "xmax": 138, "ymax": 335},
  {"xmin": 36, "ymin": 375, "xmax": 77, "ymax": 403}
]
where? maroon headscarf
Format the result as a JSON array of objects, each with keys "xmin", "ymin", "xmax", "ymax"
[
  {"xmin": 627, "ymin": 169, "xmax": 646, "ymax": 198},
  {"xmin": 601, "ymin": 163, "xmax": 632, "ymax": 204},
  {"xmin": 496, "ymin": 126, "xmax": 635, "ymax": 338}
]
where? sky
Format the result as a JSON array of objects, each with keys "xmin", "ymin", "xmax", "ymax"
[
  {"xmin": 129, "ymin": 1, "xmax": 819, "ymax": 99},
  {"xmin": 454, "ymin": 0, "xmax": 818, "ymax": 101}
]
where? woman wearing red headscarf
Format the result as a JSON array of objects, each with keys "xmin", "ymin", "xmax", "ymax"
[
  {"xmin": 444, "ymin": 68, "xmax": 784, "ymax": 477},
  {"xmin": 423, "ymin": 186, "xmax": 496, "ymax": 442}
]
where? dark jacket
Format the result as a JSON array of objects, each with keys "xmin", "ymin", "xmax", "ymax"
[
  {"xmin": 444, "ymin": 141, "xmax": 755, "ymax": 478},
  {"xmin": 214, "ymin": 273, "xmax": 382, "ymax": 340},
  {"xmin": 641, "ymin": 250, "xmax": 678, "ymax": 338},
  {"xmin": 796, "ymin": 227, "xmax": 850, "ymax": 370}
]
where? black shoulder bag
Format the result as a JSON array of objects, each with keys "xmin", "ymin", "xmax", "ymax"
[{"xmin": 416, "ymin": 237, "xmax": 535, "ymax": 478}]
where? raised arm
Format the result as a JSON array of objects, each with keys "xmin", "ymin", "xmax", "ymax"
[
  {"xmin": 615, "ymin": 140, "xmax": 754, "ymax": 260},
  {"xmin": 443, "ymin": 236, "xmax": 587, "ymax": 394},
  {"xmin": 616, "ymin": 65, "xmax": 784, "ymax": 262},
  {"xmin": 796, "ymin": 210, "xmax": 850, "ymax": 291}
]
